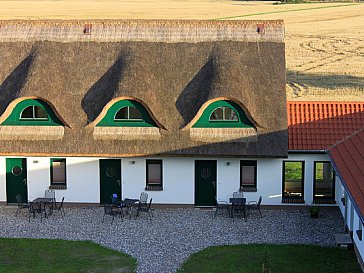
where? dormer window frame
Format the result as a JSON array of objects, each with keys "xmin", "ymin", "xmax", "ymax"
[
  {"xmin": 192, "ymin": 100, "xmax": 254, "ymax": 129},
  {"xmin": 114, "ymin": 106, "xmax": 143, "ymax": 122},
  {"xmin": 209, "ymin": 106, "xmax": 239, "ymax": 123},
  {"xmin": 19, "ymin": 105, "xmax": 49, "ymax": 121},
  {"xmin": 96, "ymin": 99, "xmax": 157, "ymax": 128}
]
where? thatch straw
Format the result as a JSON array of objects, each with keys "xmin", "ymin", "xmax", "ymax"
[
  {"xmin": 190, "ymin": 128, "xmax": 257, "ymax": 143},
  {"xmin": 0, "ymin": 20, "xmax": 287, "ymax": 157},
  {"xmin": 0, "ymin": 126, "xmax": 64, "ymax": 140},
  {"xmin": 93, "ymin": 127, "xmax": 160, "ymax": 141},
  {"xmin": 0, "ymin": 19, "xmax": 284, "ymax": 43}
]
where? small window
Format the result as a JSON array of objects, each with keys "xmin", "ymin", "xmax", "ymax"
[
  {"xmin": 50, "ymin": 158, "xmax": 66, "ymax": 187},
  {"xmin": 240, "ymin": 161, "xmax": 257, "ymax": 191},
  {"xmin": 146, "ymin": 160, "xmax": 163, "ymax": 190},
  {"xmin": 282, "ymin": 161, "xmax": 304, "ymax": 201},
  {"xmin": 20, "ymin": 106, "xmax": 48, "ymax": 120},
  {"xmin": 114, "ymin": 106, "xmax": 143, "ymax": 121},
  {"xmin": 357, "ymin": 221, "xmax": 363, "ymax": 241},
  {"xmin": 210, "ymin": 107, "xmax": 238, "ymax": 122},
  {"xmin": 313, "ymin": 161, "xmax": 335, "ymax": 202}
]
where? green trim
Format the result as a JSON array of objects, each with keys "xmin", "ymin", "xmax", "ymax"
[
  {"xmin": 50, "ymin": 158, "xmax": 66, "ymax": 186},
  {"xmin": 97, "ymin": 100, "xmax": 157, "ymax": 127},
  {"xmin": 192, "ymin": 100, "xmax": 254, "ymax": 128},
  {"xmin": 2, "ymin": 99, "xmax": 63, "ymax": 126}
]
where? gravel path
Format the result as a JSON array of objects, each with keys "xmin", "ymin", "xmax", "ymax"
[{"xmin": 0, "ymin": 206, "xmax": 343, "ymax": 273}]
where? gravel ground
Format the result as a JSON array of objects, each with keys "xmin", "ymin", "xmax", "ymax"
[{"xmin": 0, "ymin": 206, "xmax": 343, "ymax": 273}]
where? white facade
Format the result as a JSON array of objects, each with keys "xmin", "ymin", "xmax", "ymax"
[{"xmin": 0, "ymin": 153, "xmax": 340, "ymax": 206}]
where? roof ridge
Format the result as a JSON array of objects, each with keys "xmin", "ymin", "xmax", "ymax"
[{"xmin": 329, "ymin": 127, "xmax": 364, "ymax": 150}]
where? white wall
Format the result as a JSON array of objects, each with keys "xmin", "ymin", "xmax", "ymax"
[{"xmin": 0, "ymin": 153, "xmax": 339, "ymax": 206}]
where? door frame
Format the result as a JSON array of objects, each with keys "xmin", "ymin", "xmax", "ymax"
[
  {"xmin": 6, "ymin": 158, "xmax": 28, "ymax": 204},
  {"xmin": 99, "ymin": 159, "xmax": 122, "ymax": 205},
  {"xmin": 194, "ymin": 160, "xmax": 217, "ymax": 207}
]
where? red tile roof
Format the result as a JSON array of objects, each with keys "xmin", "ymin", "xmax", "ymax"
[
  {"xmin": 287, "ymin": 101, "xmax": 364, "ymax": 150},
  {"xmin": 328, "ymin": 129, "xmax": 364, "ymax": 218}
]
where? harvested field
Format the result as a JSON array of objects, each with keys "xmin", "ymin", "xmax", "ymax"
[{"xmin": 0, "ymin": 1, "xmax": 363, "ymax": 101}]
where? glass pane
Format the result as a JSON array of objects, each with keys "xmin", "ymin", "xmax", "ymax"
[
  {"xmin": 315, "ymin": 162, "xmax": 334, "ymax": 198},
  {"xmin": 148, "ymin": 163, "xmax": 161, "ymax": 184},
  {"xmin": 128, "ymin": 107, "xmax": 143, "ymax": 120},
  {"xmin": 241, "ymin": 165, "xmax": 255, "ymax": 185},
  {"xmin": 12, "ymin": 166, "xmax": 22, "ymax": 176},
  {"xmin": 115, "ymin": 107, "xmax": 128, "ymax": 120},
  {"xmin": 224, "ymin": 107, "xmax": 238, "ymax": 121},
  {"xmin": 34, "ymin": 106, "xmax": 48, "ymax": 119},
  {"xmin": 201, "ymin": 168, "xmax": 211, "ymax": 179},
  {"xmin": 52, "ymin": 161, "xmax": 66, "ymax": 184},
  {"xmin": 210, "ymin": 107, "xmax": 223, "ymax": 121},
  {"xmin": 105, "ymin": 167, "xmax": 116, "ymax": 178},
  {"xmin": 284, "ymin": 162, "xmax": 303, "ymax": 197},
  {"xmin": 20, "ymin": 106, "xmax": 33, "ymax": 119}
]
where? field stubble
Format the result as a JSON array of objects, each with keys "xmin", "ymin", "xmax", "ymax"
[{"xmin": 0, "ymin": 1, "xmax": 363, "ymax": 101}]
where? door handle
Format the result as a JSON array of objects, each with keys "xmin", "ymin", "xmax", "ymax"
[
  {"xmin": 212, "ymin": 181, "xmax": 216, "ymax": 188},
  {"xmin": 117, "ymin": 180, "xmax": 121, "ymax": 186},
  {"xmin": 23, "ymin": 179, "xmax": 27, "ymax": 185}
]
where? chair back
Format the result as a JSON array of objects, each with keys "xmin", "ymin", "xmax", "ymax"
[
  {"xmin": 147, "ymin": 198, "xmax": 153, "ymax": 210},
  {"xmin": 257, "ymin": 196, "xmax": 262, "ymax": 207},
  {"xmin": 233, "ymin": 191, "xmax": 244, "ymax": 199},
  {"xmin": 45, "ymin": 190, "xmax": 55, "ymax": 199},
  {"xmin": 111, "ymin": 193, "xmax": 119, "ymax": 204},
  {"xmin": 16, "ymin": 194, "xmax": 23, "ymax": 205},
  {"xmin": 140, "ymin": 192, "xmax": 148, "ymax": 203}
]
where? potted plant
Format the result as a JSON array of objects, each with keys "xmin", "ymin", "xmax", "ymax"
[{"xmin": 309, "ymin": 205, "xmax": 320, "ymax": 219}]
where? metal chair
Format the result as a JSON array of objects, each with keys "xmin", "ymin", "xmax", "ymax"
[
  {"xmin": 45, "ymin": 189, "xmax": 56, "ymax": 212},
  {"xmin": 247, "ymin": 196, "xmax": 262, "ymax": 217},
  {"xmin": 214, "ymin": 201, "xmax": 230, "ymax": 218},
  {"xmin": 102, "ymin": 205, "xmax": 122, "ymax": 224},
  {"xmin": 233, "ymin": 191, "xmax": 244, "ymax": 199},
  {"xmin": 139, "ymin": 192, "xmax": 148, "ymax": 204},
  {"xmin": 15, "ymin": 194, "xmax": 29, "ymax": 216},
  {"xmin": 53, "ymin": 197, "xmax": 65, "ymax": 218},
  {"xmin": 28, "ymin": 202, "xmax": 46, "ymax": 222},
  {"xmin": 136, "ymin": 198, "xmax": 153, "ymax": 220}
]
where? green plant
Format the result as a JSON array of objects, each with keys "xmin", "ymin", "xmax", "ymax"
[{"xmin": 309, "ymin": 206, "xmax": 320, "ymax": 218}]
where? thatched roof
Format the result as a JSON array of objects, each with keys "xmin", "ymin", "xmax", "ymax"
[{"xmin": 0, "ymin": 20, "xmax": 287, "ymax": 158}]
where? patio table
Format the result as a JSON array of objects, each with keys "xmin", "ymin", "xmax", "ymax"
[
  {"xmin": 121, "ymin": 198, "xmax": 139, "ymax": 219},
  {"xmin": 32, "ymin": 197, "xmax": 54, "ymax": 218},
  {"xmin": 229, "ymin": 197, "xmax": 246, "ymax": 219}
]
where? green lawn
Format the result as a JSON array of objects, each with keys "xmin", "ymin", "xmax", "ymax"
[
  {"xmin": 0, "ymin": 238, "xmax": 136, "ymax": 273},
  {"xmin": 177, "ymin": 244, "xmax": 362, "ymax": 273}
]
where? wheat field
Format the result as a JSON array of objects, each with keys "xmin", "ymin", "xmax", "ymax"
[{"xmin": 0, "ymin": 0, "xmax": 363, "ymax": 101}]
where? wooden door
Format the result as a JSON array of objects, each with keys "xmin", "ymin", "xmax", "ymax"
[
  {"xmin": 195, "ymin": 160, "xmax": 217, "ymax": 206},
  {"xmin": 99, "ymin": 159, "xmax": 121, "ymax": 204},
  {"xmin": 6, "ymin": 158, "xmax": 27, "ymax": 204}
]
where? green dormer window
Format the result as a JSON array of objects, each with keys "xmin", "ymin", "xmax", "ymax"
[
  {"xmin": 97, "ymin": 100, "xmax": 157, "ymax": 127},
  {"xmin": 210, "ymin": 106, "xmax": 238, "ymax": 122},
  {"xmin": 193, "ymin": 100, "xmax": 254, "ymax": 128},
  {"xmin": 114, "ymin": 106, "xmax": 143, "ymax": 121},
  {"xmin": 1, "ymin": 99, "xmax": 63, "ymax": 126},
  {"xmin": 20, "ymin": 105, "xmax": 48, "ymax": 120}
]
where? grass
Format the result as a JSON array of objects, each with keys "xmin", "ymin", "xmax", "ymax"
[
  {"xmin": 0, "ymin": 238, "xmax": 136, "ymax": 273},
  {"xmin": 177, "ymin": 244, "xmax": 362, "ymax": 273}
]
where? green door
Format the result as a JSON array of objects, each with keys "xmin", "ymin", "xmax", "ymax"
[
  {"xmin": 99, "ymin": 159, "xmax": 121, "ymax": 204},
  {"xmin": 195, "ymin": 160, "xmax": 217, "ymax": 206},
  {"xmin": 6, "ymin": 158, "xmax": 27, "ymax": 204}
]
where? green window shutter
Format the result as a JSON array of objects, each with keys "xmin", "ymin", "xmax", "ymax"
[
  {"xmin": 1, "ymin": 99, "xmax": 63, "ymax": 126},
  {"xmin": 97, "ymin": 100, "xmax": 157, "ymax": 127},
  {"xmin": 192, "ymin": 100, "xmax": 254, "ymax": 128}
]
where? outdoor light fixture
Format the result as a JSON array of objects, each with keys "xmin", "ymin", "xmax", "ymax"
[
  {"xmin": 226, "ymin": 161, "xmax": 230, "ymax": 166},
  {"xmin": 129, "ymin": 160, "xmax": 136, "ymax": 165}
]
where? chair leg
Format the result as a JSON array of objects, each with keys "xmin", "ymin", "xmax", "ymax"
[
  {"xmin": 102, "ymin": 213, "xmax": 105, "ymax": 223},
  {"xmin": 148, "ymin": 210, "xmax": 152, "ymax": 221}
]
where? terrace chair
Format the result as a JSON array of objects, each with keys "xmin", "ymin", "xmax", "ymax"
[
  {"xmin": 45, "ymin": 189, "xmax": 56, "ymax": 212},
  {"xmin": 15, "ymin": 194, "xmax": 30, "ymax": 216},
  {"xmin": 28, "ymin": 202, "xmax": 46, "ymax": 223},
  {"xmin": 136, "ymin": 198, "xmax": 153, "ymax": 220},
  {"xmin": 233, "ymin": 191, "xmax": 244, "ymax": 199},
  {"xmin": 102, "ymin": 205, "xmax": 122, "ymax": 224},
  {"xmin": 139, "ymin": 192, "xmax": 148, "ymax": 204},
  {"xmin": 53, "ymin": 197, "xmax": 65, "ymax": 218},
  {"xmin": 247, "ymin": 196, "xmax": 262, "ymax": 218},
  {"xmin": 214, "ymin": 201, "xmax": 230, "ymax": 219}
]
